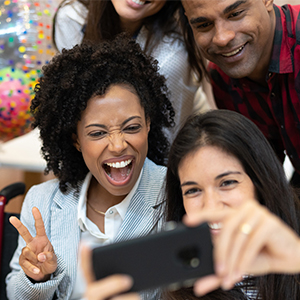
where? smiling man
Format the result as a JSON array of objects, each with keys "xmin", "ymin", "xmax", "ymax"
[{"xmin": 180, "ymin": 0, "xmax": 300, "ymax": 184}]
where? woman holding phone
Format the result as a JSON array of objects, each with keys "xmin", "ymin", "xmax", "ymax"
[{"xmin": 164, "ymin": 110, "xmax": 300, "ymax": 299}]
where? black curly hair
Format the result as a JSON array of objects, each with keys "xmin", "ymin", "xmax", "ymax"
[{"xmin": 31, "ymin": 34, "xmax": 174, "ymax": 193}]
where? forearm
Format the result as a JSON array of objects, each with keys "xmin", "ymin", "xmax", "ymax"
[{"xmin": 6, "ymin": 254, "xmax": 66, "ymax": 300}]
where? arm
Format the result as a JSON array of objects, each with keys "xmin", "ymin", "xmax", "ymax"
[{"xmin": 184, "ymin": 201, "xmax": 300, "ymax": 296}]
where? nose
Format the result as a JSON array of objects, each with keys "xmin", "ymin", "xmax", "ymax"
[
  {"xmin": 202, "ymin": 190, "xmax": 223, "ymax": 211},
  {"xmin": 212, "ymin": 22, "xmax": 235, "ymax": 48},
  {"xmin": 108, "ymin": 131, "xmax": 127, "ymax": 154}
]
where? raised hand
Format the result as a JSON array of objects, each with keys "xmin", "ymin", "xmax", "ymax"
[
  {"xmin": 9, "ymin": 207, "xmax": 57, "ymax": 282},
  {"xmin": 81, "ymin": 244, "xmax": 139, "ymax": 300},
  {"xmin": 183, "ymin": 201, "xmax": 300, "ymax": 296}
]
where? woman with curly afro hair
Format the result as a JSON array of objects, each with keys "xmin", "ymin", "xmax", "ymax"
[
  {"xmin": 53, "ymin": 0, "xmax": 213, "ymax": 144},
  {"xmin": 6, "ymin": 34, "xmax": 174, "ymax": 300}
]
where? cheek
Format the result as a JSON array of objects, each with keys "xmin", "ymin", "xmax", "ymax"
[
  {"xmin": 193, "ymin": 32, "xmax": 212, "ymax": 55},
  {"xmin": 225, "ymin": 187, "xmax": 256, "ymax": 208},
  {"xmin": 193, "ymin": 31, "xmax": 206, "ymax": 48},
  {"xmin": 130, "ymin": 134, "xmax": 148, "ymax": 154},
  {"xmin": 81, "ymin": 142, "xmax": 105, "ymax": 165},
  {"xmin": 183, "ymin": 198, "xmax": 202, "ymax": 215}
]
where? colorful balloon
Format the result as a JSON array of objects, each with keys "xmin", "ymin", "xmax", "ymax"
[{"xmin": 0, "ymin": 0, "xmax": 56, "ymax": 142}]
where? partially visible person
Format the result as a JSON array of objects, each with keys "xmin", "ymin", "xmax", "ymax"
[
  {"xmin": 6, "ymin": 35, "xmax": 174, "ymax": 300},
  {"xmin": 164, "ymin": 110, "xmax": 300, "ymax": 299},
  {"xmin": 53, "ymin": 0, "xmax": 214, "ymax": 144},
  {"xmin": 179, "ymin": 0, "xmax": 300, "ymax": 185}
]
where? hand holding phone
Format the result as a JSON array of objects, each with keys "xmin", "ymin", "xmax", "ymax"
[{"xmin": 92, "ymin": 222, "xmax": 214, "ymax": 293}]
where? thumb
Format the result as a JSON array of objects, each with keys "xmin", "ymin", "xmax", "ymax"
[{"xmin": 38, "ymin": 251, "xmax": 57, "ymax": 264}]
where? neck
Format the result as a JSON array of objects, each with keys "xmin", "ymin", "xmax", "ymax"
[
  {"xmin": 87, "ymin": 176, "xmax": 126, "ymax": 211},
  {"xmin": 120, "ymin": 19, "xmax": 143, "ymax": 36}
]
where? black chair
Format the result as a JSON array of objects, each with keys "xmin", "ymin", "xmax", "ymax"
[{"xmin": 0, "ymin": 182, "xmax": 25, "ymax": 300}]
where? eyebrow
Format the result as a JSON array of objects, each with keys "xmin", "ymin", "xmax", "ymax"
[
  {"xmin": 189, "ymin": 0, "xmax": 247, "ymax": 25},
  {"xmin": 181, "ymin": 181, "xmax": 198, "ymax": 187},
  {"xmin": 223, "ymin": 0, "xmax": 247, "ymax": 15},
  {"xmin": 85, "ymin": 116, "xmax": 142, "ymax": 129},
  {"xmin": 180, "ymin": 171, "xmax": 242, "ymax": 187},
  {"xmin": 215, "ymin": 171, "xmax": 242, "ymax": 180}
]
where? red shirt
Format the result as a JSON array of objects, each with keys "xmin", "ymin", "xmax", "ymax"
[{"xmin": 208, "ymin": 5, "xmax": 300, "ymax": 173}]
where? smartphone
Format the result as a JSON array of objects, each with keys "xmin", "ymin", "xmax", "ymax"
[{"xmin": 92, "ymin": 222, "xmax": 214, "ymax": 292}]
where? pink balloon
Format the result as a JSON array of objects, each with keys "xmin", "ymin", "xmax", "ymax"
[
  {"xmin": 0, "ymin": 0, "xmax": 56, "ymax": 142},
  {"xmin": 0, "ymin": 79, "xmax": 34, "ymax": 142}
]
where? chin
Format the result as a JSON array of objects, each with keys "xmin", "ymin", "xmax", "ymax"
[{"xmin": 221, "ymin": 63, "xmax": 257, "ymax": 79}]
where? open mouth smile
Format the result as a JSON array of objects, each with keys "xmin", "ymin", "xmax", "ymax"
[
  {"xmin": 131, "ymin": 0, "xmax": 150, "ymax": 5},
  {"xmin": 221, "ymin": 44, "xmax": 246, "ymax": 57},
  {"xmin": 208, "ymin": 222, "xmax": 223, "ymax": 230},
  {"xmin": 103, "ymin": 159, "xmax": 133, "ymax": 185}
]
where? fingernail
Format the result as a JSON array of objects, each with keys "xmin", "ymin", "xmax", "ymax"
[
  {"xmin": 38, "ymin": 254, "xmax": 46, "ymax": 262},
  {"xmin": 32, "ymin": 268, "xmax": 40, "ymax": 274}
]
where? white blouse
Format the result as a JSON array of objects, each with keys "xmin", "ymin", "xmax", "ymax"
[{"xmin": 70, "ymin": 171, "xmax": 142, "ymax": 299}]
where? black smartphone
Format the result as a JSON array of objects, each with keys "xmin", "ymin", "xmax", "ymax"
[{"xmin": 92, "ymin": 222, "xmax": 214, "ymax": 293}]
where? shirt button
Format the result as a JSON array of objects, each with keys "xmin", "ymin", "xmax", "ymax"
[
  {"xmin": 271, "ymin": 92, "xmax": 276, "ymax": 98},
  {"xmin": 109, "ymin": 210, "xmax": 114, "ymax": 214},
  {"xmin": 281, "ymin": 125, "xmax": 284, "ymax": 129},
  {"xmin": 268, "ymin": 72, "xmax": 272, "ymax": 78}
]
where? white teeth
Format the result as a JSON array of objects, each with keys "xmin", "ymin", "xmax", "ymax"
[
  {"xmin": 208, "ymin": 222, "xmax": 223, "ymax": 230},
  {"xmin": 222, "ymin": 45, "xmax": 244, "ymax": 57},
  {"xmin": 106, "ymin": 159, "xmax": 132, "ymax": 169},
  {"xmin": 132, "ymin": 0, "xmax": 146, "ymax": 5}
]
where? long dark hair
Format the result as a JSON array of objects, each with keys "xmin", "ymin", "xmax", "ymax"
[
  {"xmin": 177, "ymin": 2, "xmax": 206, "ymax": 82},
  {"xmin": 165, "ymin": 110, "xmax": 300, "ymax": 299},
  {"xmin": 163, "ymin": 286, "xmax": 248, "ymax": 300},
  {"xmin": 53, "ymin": 0, "xmax": 181, "ymax": 54}
]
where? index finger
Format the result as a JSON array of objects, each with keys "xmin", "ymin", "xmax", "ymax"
[
  {"xmin": 9, "ymin": 216, "xmax": 33, "ymax": 244},
  {"xmin": 183, "ymin": 209, "xmax": 230, "ymax": 227},
  {"xmin": 32, "ymin": 207, "xmax": 46, "ymax": 237}
]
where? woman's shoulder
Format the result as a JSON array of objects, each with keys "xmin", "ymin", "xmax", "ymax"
[
  {"xmin": 140, "ymin": 158, "xmax": 166, "ymax": 190},
  {"xmin": 22, "ymin": 178, "xmax": 80, "ymax": 217},
  {"xmin": 56, "ymin": 0, "xmax": 88, "ymax": 24},
  {"xmin": 24, "ymin": 178, "xmax": 62, "ymax": 203},
  {"xmin": 143, "ymin": 158, "xmax": 166, "ymax": 177}
]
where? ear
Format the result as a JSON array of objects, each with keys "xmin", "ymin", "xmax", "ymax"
[
  {"xmin": 146, "ymin": 118, "xmax": 151, "ymax": 134},
  {"xmin": 72, "ymin": 133, "xmax": 81, "ymax": 152},
  {"xmin": 263, "ymin": 0, "xmax": 274, "ymax": 12}
]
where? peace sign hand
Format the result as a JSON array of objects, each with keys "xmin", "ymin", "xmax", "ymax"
[{"xmin": 9, "ymin": 207, "xmax": 57, "ymax": 282}]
